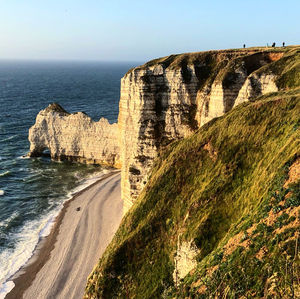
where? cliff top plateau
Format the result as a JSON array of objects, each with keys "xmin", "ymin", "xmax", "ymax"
[{"xmin": 129, "ymin": 46, "xmax": 288, "ymax": 70}]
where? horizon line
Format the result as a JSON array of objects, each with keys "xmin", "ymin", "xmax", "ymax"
[{"xmin": 0, "ymin": 57, "xmax": 145, "ymax": 64}]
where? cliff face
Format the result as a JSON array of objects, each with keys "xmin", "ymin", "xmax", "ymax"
[
  {"xmin": 119, "ymin": 49, "xmax": 284, "ymax": 213},
  {"xmin": 28, "ymin": 103, "xmax": 120, "ymax": 167},
  {"xmin": 28, "ymin": 47, "xmax": 299, "ymax": 214}
]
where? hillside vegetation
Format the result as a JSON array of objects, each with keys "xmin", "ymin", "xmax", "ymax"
[{"xmin": 85, "ymin": 49, "xmax": 300, "ymax": 298}]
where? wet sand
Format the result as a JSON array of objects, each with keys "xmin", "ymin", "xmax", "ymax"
[{"xmin": 6, "ymin": 172, "xmax": 122, "ymax": 299}]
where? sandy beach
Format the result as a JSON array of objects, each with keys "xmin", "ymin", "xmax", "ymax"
[{"xmin": 6, "ymin": 171, "xmax": 122, "ymax": 299}]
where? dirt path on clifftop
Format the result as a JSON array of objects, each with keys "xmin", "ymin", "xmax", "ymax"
[{"xmin": 7, "ymin": 173, "xmax": 122, "ymax": 299}]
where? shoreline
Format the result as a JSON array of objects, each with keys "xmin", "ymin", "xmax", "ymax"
[{"xmin": 5, "ymin": 170, "xmax": 121, "ymax": 299}]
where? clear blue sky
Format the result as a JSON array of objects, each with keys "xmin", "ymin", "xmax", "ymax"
[{"xmin": 0, "ymin": 0, "xmax": 299, "ymax": 61}]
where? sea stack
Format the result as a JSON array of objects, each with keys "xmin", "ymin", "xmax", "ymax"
[{"xmin": 28, "ymin": 103, "xmax": 120, "ymax": 167}]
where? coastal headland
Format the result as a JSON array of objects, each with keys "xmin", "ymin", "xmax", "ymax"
[
  {"xmin": 28, "ymin": 46, "xmax": 299, "ymax": 214},
  {"xmin": 7, "ymin": 46, "xmax": 300, "ymax": 298}
]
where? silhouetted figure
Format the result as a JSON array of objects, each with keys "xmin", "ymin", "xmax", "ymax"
[
  {"xmin": 283, "ymin": 42, "xmax": 285, "ymax": 47},
  {"xmin": 243, "ymin": 44, "xmax": 246, "ymax": 48},
  {"xmin": 272, "ymin": 42, "xmax": 276, "ymax": 47}
]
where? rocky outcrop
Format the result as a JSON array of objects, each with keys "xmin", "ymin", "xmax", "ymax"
[
  {"xmin": 173, "ymin": 238, "xmax": 199, "ymax": 285},
  {"xmin": 119, "ymin": 50, "xmax": 283, "ymax": 213},
  {"xmin": 28, "ymin": 103, "xmax": 120, "ymax": 167}
]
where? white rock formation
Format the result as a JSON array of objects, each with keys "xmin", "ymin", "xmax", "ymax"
[
  {"xmin": 28, "ymin": 103, "xmax": 120, "ymax": 167},
  {"xmin": 119, "ymin": 50, "xmax": 282, "ymax": 213},
  {"xmin": 234, "ymin": 73, "xmax": 278, "ymax": 107},
  {"xmin": 173, "ymin": 239, "xmax": 199, "ymax": 285}
]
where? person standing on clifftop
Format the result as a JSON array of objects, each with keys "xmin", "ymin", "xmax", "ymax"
[
  {"xmin": 272, "ymin": 42, "xmax": 276, "ymax": 47},
  {"xmin": 243, "ymin": 44, "xmax": 246, "ymax": 48},
  {"xmin": 283, "ymin": 42, "xmax": 285, "ymax": 47}
]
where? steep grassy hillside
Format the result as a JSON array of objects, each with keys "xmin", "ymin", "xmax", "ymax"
[
  {"xmin": 85, "ymin": 49, "xmax": 300, "ymax": 298},
  {"xmin": 85, "ymin": 91, "xmax": 299, "ymax": 298}
]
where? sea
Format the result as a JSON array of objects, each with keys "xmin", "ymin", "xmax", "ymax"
[{"xmin": 0, "ymin": 60, "xmax": 138, "ymax": 297}]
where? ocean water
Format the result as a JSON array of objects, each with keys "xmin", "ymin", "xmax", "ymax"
[{"xmin": 0, "ymin": 60, "xmax": 137, "ymax": 296}]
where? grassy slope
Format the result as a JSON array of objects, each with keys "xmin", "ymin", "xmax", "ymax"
[{"xmin": 85, "ymin": 49, "xmax": 300, "ymax": 298}]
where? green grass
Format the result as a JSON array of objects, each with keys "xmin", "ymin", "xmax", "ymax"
[
  {"xmin": 84, "ymin": 91, "xmax": 299, "ymax": 298},
  {"xmin": 132, "ymin": 46, "xmax": 294, "ymax": 71}
]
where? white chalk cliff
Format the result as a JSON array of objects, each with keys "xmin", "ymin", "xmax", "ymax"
[
  {"xmin": 28, "ymin": 49, "xmax": 284, "ymax": 214},
  {"xmin": 28, "ymin": 103, "xmax": 120, "ymax": 167}
]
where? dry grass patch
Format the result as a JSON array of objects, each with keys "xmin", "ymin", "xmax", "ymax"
[
  {"xmin": 284, "ymin": 157, "xmax": 300, "ymax": 188},
  {"xmin": 223, "ymin": 231, "xmax": 251, "ymax": 257},
  {"xmin": 203, "ymin": 141, "xmax": 218, "ymax": 162},
  {"xmin": 255, "ymin": 246, "xmax": 269, "ymax": 261}
]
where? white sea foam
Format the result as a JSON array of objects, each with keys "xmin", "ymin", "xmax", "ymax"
[
  {"xmin": 0, "ymin": 169, "xmax": 111, "ymax": 297},
  {"xmin": 0, "ymin": 211, "xmax": 19, "ymax": 228},
  {"xmin": 17, "ymin": 155, "xmax": 29, "ymax": 160},
  {"xmin": 0, "ymin": 206, "xmax": 62, "ymax": 298},
  {"xmin": 0, "ymin": 281, "xmax": 15, "ymax": 299},
  {"xmin": 0, "ymin": 171, "xmax": 11, "ymax": 177},
  {"xmin": 24, "ymin": 175, "xmax": 42, "ymax": 184},
  {"xmin": 0, "ymin": 135, "xmax": 18, "ymax": 143},
  {"xmin": 0, "ymin": 214, "xmax": 55, "ymax": 281},
  {"xmin": 68, "ymin": 169, "xmax": 115, "ymax": 197},
  {"xmin": 0, "ymin": 190, "xmax": 4, "ymax": 196}
]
